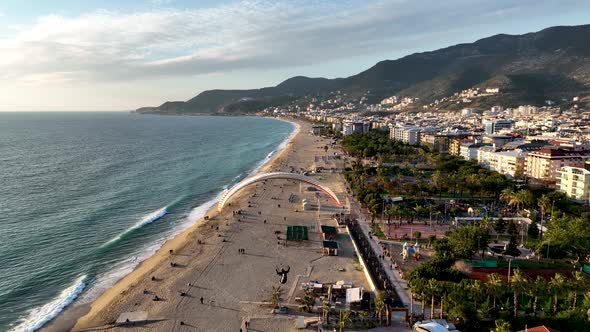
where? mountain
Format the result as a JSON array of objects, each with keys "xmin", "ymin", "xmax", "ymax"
[{"xmin": 137, "ymin": 24, "xmax": 590, "ymax": 114}]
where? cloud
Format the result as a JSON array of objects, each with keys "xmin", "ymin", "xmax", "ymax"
[{"xmin": 0, "ymin": 0, "xmax": 585, "ymax": 84}]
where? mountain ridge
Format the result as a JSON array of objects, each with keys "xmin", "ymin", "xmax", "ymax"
[{"xmin": 137, "ymin": 24, "xmax": 590, "ymax": 114}]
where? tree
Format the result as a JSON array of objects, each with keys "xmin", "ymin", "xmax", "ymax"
[
  {"xmin": 492, "ymin": 319, "xmax": 512, "ymax": 332},
  {"xmin": 358, "ymin": 310, "xmax": 368, "ymax": 326},
  {"xmin": 322, "ymin": 302, "xmax": 331, "ymax": 323},
  {"xmin": 516, "ymin": 189, "xmax": 533, "ymax": 210},
  {"xmin": 500, "ymin": 188, "xmax": 515, "ymax": 207},
  {"xmin": 572, "ymin": 271, "xmax": 586, "ymax": 311},
  {"xmin": 537, "ymin": 194, "xmax": 551, "ymax": 224},
  {"xmin": 511, "ymin": 269, "xmax": 527, "ymax": 318},
  {"xmin": 486, "ymin": 273, "xmax": 503, "ymax": 309},
  {"xmin": 544, "ymin": 216, "xmax": 590, "ymax": 266},
  {"xmin": 479, "ymin": 216, "xmax": 493, "ymax": 232},
  {"xmin": 469, "ymin": 280, "xmax": 484, "ymax": 313},
  {"xmin": 269, "ymin": 286, "xmax": 283, "ymax": 309},
  {"xmin": 528, "ymin": 220, "xmax": 540, "ymax": 239},
  {"xmin": 549, "ymin": 273, "xmax": 566, "ymax": 314},
  {"xmin": 531, "ymin": 276, "xmax": 546, "ymax": 316},
  {"xmin": 427, "ymin": 279, "xmax": 440, "ymax": 319},
  {"xmin": 427, "ymin": 234, "xmax": 436, "ymax": 248},
  {"xmin": 503, "ymin": 236, "xmax": 520, "ymax": 257},
  {"xmin": 301, "ymin": 290, "xmax": 315, "ymax": 312},
  {"xmin": 507, "ymin": 220, "xmax": 518, "ymax": 236},
  {"xmin": 337, "ymin": 310, "xmax": 352, "ymax": 332},
  {"xmin": 374, "ymin": 294, "xmax": 386, "ymax": 325},
  {"xmin": 494, "ymin": 218, "xmax": 506, "ymax": 238},
  {"xmin": 413, "ymin": 230, "xmax": 422, "ymax": 241},
  {"xmin": 446, "ymin": 226, "xmax": 491, "ymax": 259}
]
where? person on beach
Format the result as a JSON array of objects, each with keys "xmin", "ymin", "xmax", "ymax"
[{"xmin": 200, "ymin": 297, "xmax": 204, "ymax": 304}]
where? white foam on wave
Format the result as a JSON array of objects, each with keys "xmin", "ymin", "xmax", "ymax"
[
  {"xmin": 247, "ymin": 120, "xmax": 298, "ymax": 178},
  {"xmin": 73, "ymin": 119, "xmax": 298, "ymax": 316},
  {"xmin": 101, "ymin": 206, "xmax": 167, "ymax": 247},
  {"xmin": 9, "ymin": 275, "xmax": 87, "ymax": 332}
]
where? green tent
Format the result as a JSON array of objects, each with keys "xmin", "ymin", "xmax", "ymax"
[{"xmin": 287, "ymin": 225, "xmax": 309, "ymax": 241}]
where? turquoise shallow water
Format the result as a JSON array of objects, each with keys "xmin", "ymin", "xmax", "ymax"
[{"xmin": 0, "ymin": 112, "xmax": 294, "ymax": 331}]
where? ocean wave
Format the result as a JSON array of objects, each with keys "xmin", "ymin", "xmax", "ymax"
[
  {"xmin": 186, "ymin": 193, "xmax": 224, "ymax": 226},
  {"xmin": 246, "ymin": 121, "xmax": 297, "ymax": 178},
  {"xmin": 62, "ymin": 120, "xmax": 296, "ymax": 323},
  {"xmin": 9, "ymin": 275, "xmax": 87, "ymax": 332},
  {"xmin": 101, "ymin": 206, "xmax": 167, "ymax": 247}
]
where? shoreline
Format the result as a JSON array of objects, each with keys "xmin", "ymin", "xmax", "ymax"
[{"xmin": 67, "ymin": 116, "xmax": 301, "ymax": 331}]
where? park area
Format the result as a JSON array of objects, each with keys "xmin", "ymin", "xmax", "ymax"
[{"xmin": 341, "ymin": 132, "xmax": 590, "ymax": 331}]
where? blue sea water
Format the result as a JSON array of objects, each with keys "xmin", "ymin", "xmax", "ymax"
[{"xmin": 0, "ymin": 112, "xmax": 294, "ymax": 331}]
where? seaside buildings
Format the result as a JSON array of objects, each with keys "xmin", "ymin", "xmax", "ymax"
[
  {"xmin": 284, "ymin": 87, "xmax": 589, "ymax": 201},
  {"xmin": 342, "ymin": 120, "xmax": 370, "ymax": 136},
  {"xmin": 557, "ymin": 163, "xmax": 590, "ymax": 202},
  {"xmin": 525, "ymin": 148, "xmax": 590, "ymax": 185},
  {"xmin": 483, "ymin": 119, "xmax": 514, "ymax": 134}
]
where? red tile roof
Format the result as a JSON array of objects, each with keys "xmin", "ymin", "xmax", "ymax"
[{"xmin": 517, "ymin": 325, "xmax": 560, "ymax": 332}]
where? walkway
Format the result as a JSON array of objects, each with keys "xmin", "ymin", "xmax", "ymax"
[{"xmin": 343, "ymin": 181, "xmax": 413, "ymax": 310}]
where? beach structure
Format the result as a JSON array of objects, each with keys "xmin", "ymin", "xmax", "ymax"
[
  {"xmin": 320, "ymin": 225, "xmax": 338, "ymax": 240},
  {"xmin": 287, "ymin": 225, "xmax": 309, "ymax": 241},
  {"xmin": 322, "ymin": 240, "xmax": 338, "ymax": 255},
  {"xmin": 218, "ymin": 172, "xmax": 342, "ymax": 211}
]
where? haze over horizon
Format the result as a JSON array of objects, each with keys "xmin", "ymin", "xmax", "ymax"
[{"xmin": 1, "ymin": 0, "xmax": 590, "ymax": 112}]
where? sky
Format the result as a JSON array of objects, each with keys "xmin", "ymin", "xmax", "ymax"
[{"xmin": 1, "ymin": 0, "xmax": 589, "ymax": 111}]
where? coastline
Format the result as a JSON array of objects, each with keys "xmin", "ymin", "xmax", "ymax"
[{"xmin": 68, "ymin": 116, "xmax": 301, "ymax": 331}]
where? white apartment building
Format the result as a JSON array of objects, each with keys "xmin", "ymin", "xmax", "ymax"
[
  {"xmin": 460, "ymin": 143, "xmax": 489, "ymax": 161},
  {"xmin": 389, "ymin": 126, "xmax": 422, "ymax": 145},
  {"xmin": 557, "ymin": 166, "xmax": 590, "ymax": 202},
  {"xmin": 342, "ymin": 120, "xmax": 369, "ymax": 136},
  {"xmin": 526, "ymin": 148, "xmax": 590, "ymax": 183},
  {"xmin": 478, "ymin": 148, "xmax": 527, "ymax": 178}
]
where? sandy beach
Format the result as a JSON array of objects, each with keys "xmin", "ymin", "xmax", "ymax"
[{"xmin": 66, "ymin": 118, "xmax": 368, "ymax": 331}]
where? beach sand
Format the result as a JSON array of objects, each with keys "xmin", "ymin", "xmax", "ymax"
[{"xmin": 69, "ymin": 118, "xmax": 368, "ymax": 332}]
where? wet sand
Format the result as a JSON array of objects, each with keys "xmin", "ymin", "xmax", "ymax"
[{"xmin": 71, "ymin": 118, "xmax": 367, "ymax": 331}]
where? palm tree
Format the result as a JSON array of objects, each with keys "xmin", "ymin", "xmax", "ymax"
[
  {"xmin": 511, "ymin": 269, "xmax": 527, "ymax": 318},
  {"xmin": 427, "ymin": 279, "xmax": 439, "ymax": 319},
  {"xmin": 537, "ymin": 194, "xmax": 551, "ymax": 225},
  {"xmin": 479, "ymin": 216, "xmax": 493, "ymax": 232},
  {"xmin": 470, "ymin": 280, "xmax": 484, "ymax": 313},
  {"xmin": 322, "ymin": 302, "xmax": 331, "ymax": 323},
  {"xmin": 508, "ymin": 194, "xmax": 523, "ymax": 212},
  {"xmin": 572, "ymin": 271, "xmax": 586, "ymax": 310},
  {"xmin": 531, "ymin": 276, "xmax": 546, "ymax": 316},
  {"xmin": 337, "ymin": 310, "xmax": 352, "ymax": 332},
  {"xmin": 500, "ymin": 188, "xmax": 514, "ymax": 206},
  {"xmin": 438, "ymin": 282, "xmax": 446, "ymax": 319},
  {"xmin": 374, "ymin": 295, "xmax": 386, "ymax": 325},
  {"xmin": 486, "ymin": 273, "xmax": 503, "ymax": 309},
  {"xmin": 268, "ymin": 286, "xmax": 284, "ymax": 309},
  {"xmin": 432, "ymin": 170, "xmax": 445, "ymax": 198},
  {"xmin": 301, "ymin": 290, "xmax": 315, "ymax": 312},
  {"xmin": 358, "ymin": 310, "xmax": 368, "ymax": 326},
  {"xmin": 492, "ymin": 319, "xmax": 512, "ymax": 332},
  {"xmin": 550, "ymin": 273, "xmax": 566, "ymax": 314},
  {"xmin": 516, "ymin": 190, "xmax": 533, "ymax": 210}
]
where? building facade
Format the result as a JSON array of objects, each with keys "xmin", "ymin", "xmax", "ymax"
[
  {"xmin": 557, "ymin": 166, "xmax": 590, "ymax": 202},
  {"xmin": 526, "ymin": 148, "xmax": 590, "ymax": 184},
  {"xmin": 483, "ymin": 119, "xmax": 514, "ymax": 134}
]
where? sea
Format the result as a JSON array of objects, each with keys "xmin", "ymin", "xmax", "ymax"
[{"xmin": 0, "ymin": 112, "xmax": 295, "ymax": 331}]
